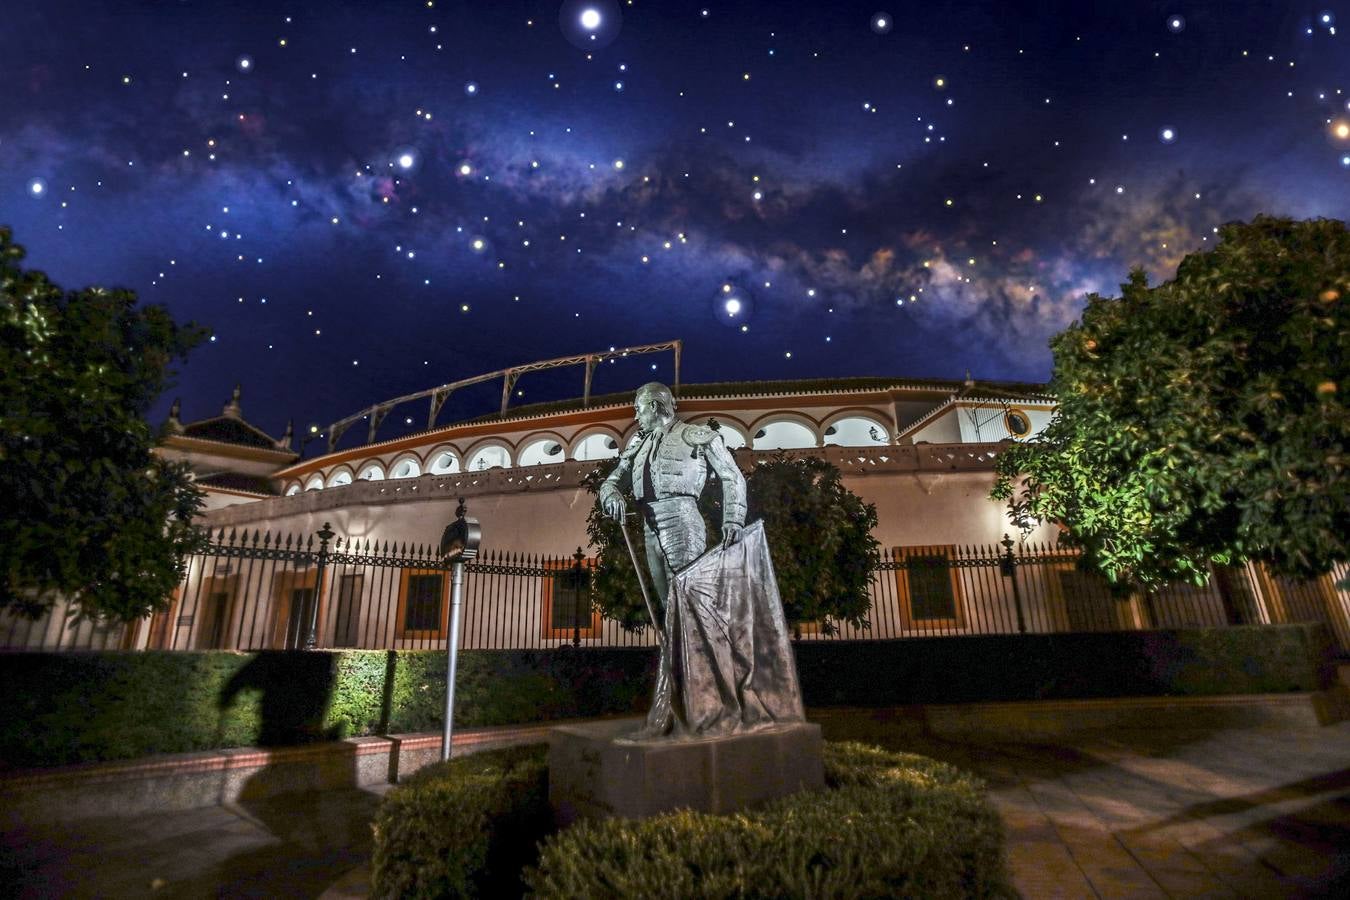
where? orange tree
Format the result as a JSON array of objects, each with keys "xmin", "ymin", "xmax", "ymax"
[
  {"xmin": 581, "ymin": 448, "xmax": 880, "ymax": 634},
  {"xmin": 1, "ymin": 227, "xmax": 208, "ymax": 622},
  {"xmin": 993, "ymin": 216, "xmax": 1348, "ymax": 588}
]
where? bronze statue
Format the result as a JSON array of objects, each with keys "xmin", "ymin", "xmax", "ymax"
[{"xmin": 600, "ymin": 382, "xmax": 805, "ymax": 739}]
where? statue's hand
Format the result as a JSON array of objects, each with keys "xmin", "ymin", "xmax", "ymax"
[
  {"xmin": 721, "ymin": 522, "xmax": 744, "ymax": 548},
  {"xmin": 603, "ymin": 495, "xmax": 627, "ymax": 523}
]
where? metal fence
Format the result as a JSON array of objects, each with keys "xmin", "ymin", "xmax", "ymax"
[{"xmin": 3, "ymin": 526, "xmax": 1348, "ymax": 654}]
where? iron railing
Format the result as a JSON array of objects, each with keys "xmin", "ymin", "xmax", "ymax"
[{"xmin": 2, "ymin": 527, "xmax": 1348, "ymax": 654}]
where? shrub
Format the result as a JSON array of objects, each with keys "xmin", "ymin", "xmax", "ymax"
[
  {"xmin": 0, "ymin": 648, "xmax": 655, "ymax": 769},
  {"xmin": 525, "ymin": 742, "xmax": 1011, "ymax": 899},
  {"xmin": 370, "ymin": 744, "xmax": 550, "ymax": 899}
]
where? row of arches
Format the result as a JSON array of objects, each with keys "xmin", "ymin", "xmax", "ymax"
[{"xmin": 286, "ymin": 411, "xmax": 893, "ymax": 495}]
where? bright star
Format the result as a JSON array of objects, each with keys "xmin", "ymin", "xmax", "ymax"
[
  {"xmin": 397, "ymin": 153, "xmax": 415, "ymax": 169},
  {"xmin": 580, "ymin": 9, "xmax": 601, "ymax": 30},
  {"xmin": 725, "ymin": 298, "xmax": 742, "ymax": 315}
]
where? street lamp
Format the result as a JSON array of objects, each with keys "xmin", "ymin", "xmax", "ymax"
[{"xmin": 438, "ymin": 498, "xmax": 481, "ymax": 761}]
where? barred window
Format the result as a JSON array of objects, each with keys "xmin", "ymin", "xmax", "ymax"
[
  {"xmin": 405, "ymin": 574, "xmax": 443, "ymax": 632},
  {"xmin": 550, "ymin": 568, "xmax": 590, "ymax": 631},
  {"xmin": 907, "ymin": 555, "xmax": 957, "ymax": 620},
  {"xmin": 894, "ymin": 546, "xmax": 966, "ymax": 629},
  {"xmin": 541, "ymin": 559, "xmax": 600, "ymax": 640},
  {"xmin": 398, "ymin": 570, "xmax": 447, "ymax": 638}
]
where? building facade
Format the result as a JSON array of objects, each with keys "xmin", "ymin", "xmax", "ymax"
[{"xmin": 3, "ymin": 370, "xmax": 1347, "ymax": 654}]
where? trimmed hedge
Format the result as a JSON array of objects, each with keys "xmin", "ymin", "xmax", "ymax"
[
  {"xmin": 371, "ymin": 744, "xmax": 550, "ymax": 899},
  {"xmin": 526, "ymin": 742, "xmax": 1009, "ymax": 898},
  {"xmin": 367, "ymin": 742, "xmax": 1009, "ymax": 899},
  {"xmin": 794, "ymin": 624, "xmax": 1335, "ymax": 707},
  {"xmin": 0, "ymin": 648, "xmax": 654, "ymax": 769},
  {"xmin": 0, "ymin": 624, "xmax": 1330, "ymax": 768}
]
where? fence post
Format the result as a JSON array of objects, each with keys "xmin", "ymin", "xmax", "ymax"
[
  {"xmin": 571, "ymin": 547, "xmax": 586, "ymax": 647},
  {"xmin": 1000, "ymin": 534, "xmax": 1027, "ymax": 634},
  {"xmin": 304, "ymin": 522, "xmax": 335, "ymax": 650}
]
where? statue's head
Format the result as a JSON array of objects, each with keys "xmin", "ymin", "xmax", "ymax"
[{"xmin": 634, "ymin": 382, "xmax": 676, "ymax": 432}]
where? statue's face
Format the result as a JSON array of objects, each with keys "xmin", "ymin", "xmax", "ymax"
[{"xmin": 634, "ymin": 394, "xmax": 667, "ymax": 433}]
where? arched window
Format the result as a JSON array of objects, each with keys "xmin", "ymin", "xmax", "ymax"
[
  {"xmin": 390, "ymin": 457, "xmax": 422, "ymax": 479},
  {"xmin": 285, "ymin": 483, "xmax": 302, "ymax": 497},
  {"xmin": 467, "ymin": 445, "xmax": 511, "ymax": 471},
  {"xmin": 711, "ymin": 422, "xmax": 748, "ymax": 450},
  {"xmin": 428, "ymin": 450, "xmax": 460, "ymax": 475},
  {"xmin": 573, "ymin": 432, "xmax": 621, "ymax": 461},
  {"xmin": 823, "ymin": 416, "xmax": 890, "ymax": 447},
  {"xmin": 518, "ymin": 438, "xmax": 567, "ymax": 467},
  {"xmin": 752, "ymin": 420, "xmax": 817, "ymax": 450},
  {"xmin": 326, "ymin": 470, "xmax": 353, "ymax": 488},
  {"xmin": 304, "ymin": 474, "xmax": 325, "ymax": 492},
  {"xmin": 359, "ymin": 464, "xmax": 386, "ymax": 482}
]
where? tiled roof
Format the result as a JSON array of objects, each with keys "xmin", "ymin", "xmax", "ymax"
[{"xmin": 182, "ymin": 417, "xmax": 279, "ymax": 450}]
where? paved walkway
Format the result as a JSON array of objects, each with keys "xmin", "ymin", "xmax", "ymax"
[
  {"xmin": 876, "ymin": 723, "xmax": 1350, "ymax": 898},
  {"xmin": 3, "ymin": 721, "xmax": 1348, "ymax": 898}
]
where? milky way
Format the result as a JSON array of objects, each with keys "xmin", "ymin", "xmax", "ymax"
[{"xmin": 3, "ymin": 1, "xmax": 1347, "ymax": 444}]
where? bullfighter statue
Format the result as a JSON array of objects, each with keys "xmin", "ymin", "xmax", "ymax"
[{"xmin": 599, "ymin": 382, "xmax": 805, "ymax": 739}]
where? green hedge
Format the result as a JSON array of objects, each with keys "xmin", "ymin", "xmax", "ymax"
[
  {"xmin": 527, "ymin": 742, "xmax": 1010, "ymax": 898},
  {"xmin": 0, "ymin": 648, "xmax": 654, "ymax": 769},
  {"xmin": 368, "ymin": 742, "xmax": 1009, "ymax": 899},
  {"xmin": 371, "ymin": 744, "xmax": 550, "ymax": 899},
  {"xmin": 0, "ymin": 624, "xmax": 1330, "ymax": 768},
  {"xmin": 794, "ymin": 624, "xmax": 1335, "ymax": 707}
]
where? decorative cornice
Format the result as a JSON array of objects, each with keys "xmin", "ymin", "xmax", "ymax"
[
  {"xmin": 203, "ymin": 442, "xmax": 1009, "ymax": 529},
  {"xmin": 275, "ymin": 380, "xmax": 1050, "ymax": 480},
  {"xmin": 160, "ymin": 434, "xmax": 300, "ymax": 464}
]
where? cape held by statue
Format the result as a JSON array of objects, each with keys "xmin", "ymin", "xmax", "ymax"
[{"xmin": 655, "ymin": 519, "xmax": 805, "ymax": 738}]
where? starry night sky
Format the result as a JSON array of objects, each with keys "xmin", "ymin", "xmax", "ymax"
[{"xmin": 3, "ymin": 1, "xmax": 1347, "ymax": 450}]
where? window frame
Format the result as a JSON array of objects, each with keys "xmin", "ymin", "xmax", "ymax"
[
  {"xmin": 1004, "ymin": 408, "xmax": 1032, "ymax": 438},
  {"xmin": 270, "ymin": 567, "xmax": 319, "ymax": 649},
  {"xmin": 893, "ymin": 545, "xmax": 966, "ymax": 630},
  {"xmin": 397, "ymin": 568, "xmax": 450, "ymax": 641},
  {"xmin": 540, "ymin": 558, "xmax": 602, "ymax": 641}
]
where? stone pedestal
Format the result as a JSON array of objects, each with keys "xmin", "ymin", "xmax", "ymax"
[{"xmin": 548, "ymin": 718, "xmax": 823, "ymax": 824}]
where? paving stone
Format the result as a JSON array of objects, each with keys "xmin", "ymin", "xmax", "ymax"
[{"xmin": 1005, "ymin": 839, "xmax": 1097, "ymax": 898}]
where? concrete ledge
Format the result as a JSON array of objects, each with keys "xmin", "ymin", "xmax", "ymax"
[
  {"xmin": 549, "ymin": 719, "xmax": 824, "ymax": 823},
  {"xmin": 0, "ymin": 721, "xmax": 560, "ymax": 829}
]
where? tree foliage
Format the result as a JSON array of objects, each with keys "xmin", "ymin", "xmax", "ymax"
[
  {"xmin": 1, "ymin": 226, "xmax": 208, "ymax": 623},
  {"xmin": 993, "ymin": 216, "xmax": 1349, "ymax": 588},
  {"xmin": 582, "ymin": 446, "xmax": 880, "ymax": 634}
]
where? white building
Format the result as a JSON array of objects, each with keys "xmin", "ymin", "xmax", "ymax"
[{"xmin": 197, "ymin": 373, "xmax": 1059, "ymax": 555}]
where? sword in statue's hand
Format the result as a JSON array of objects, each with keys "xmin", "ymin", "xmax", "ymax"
[{"xmin": 617, "ymin": 513, "xmax": 669, "ymax": 654}]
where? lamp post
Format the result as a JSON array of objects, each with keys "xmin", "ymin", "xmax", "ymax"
[{"xmin": 438, "ymin": 498, "xmax": 481, "ymax": 761}]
